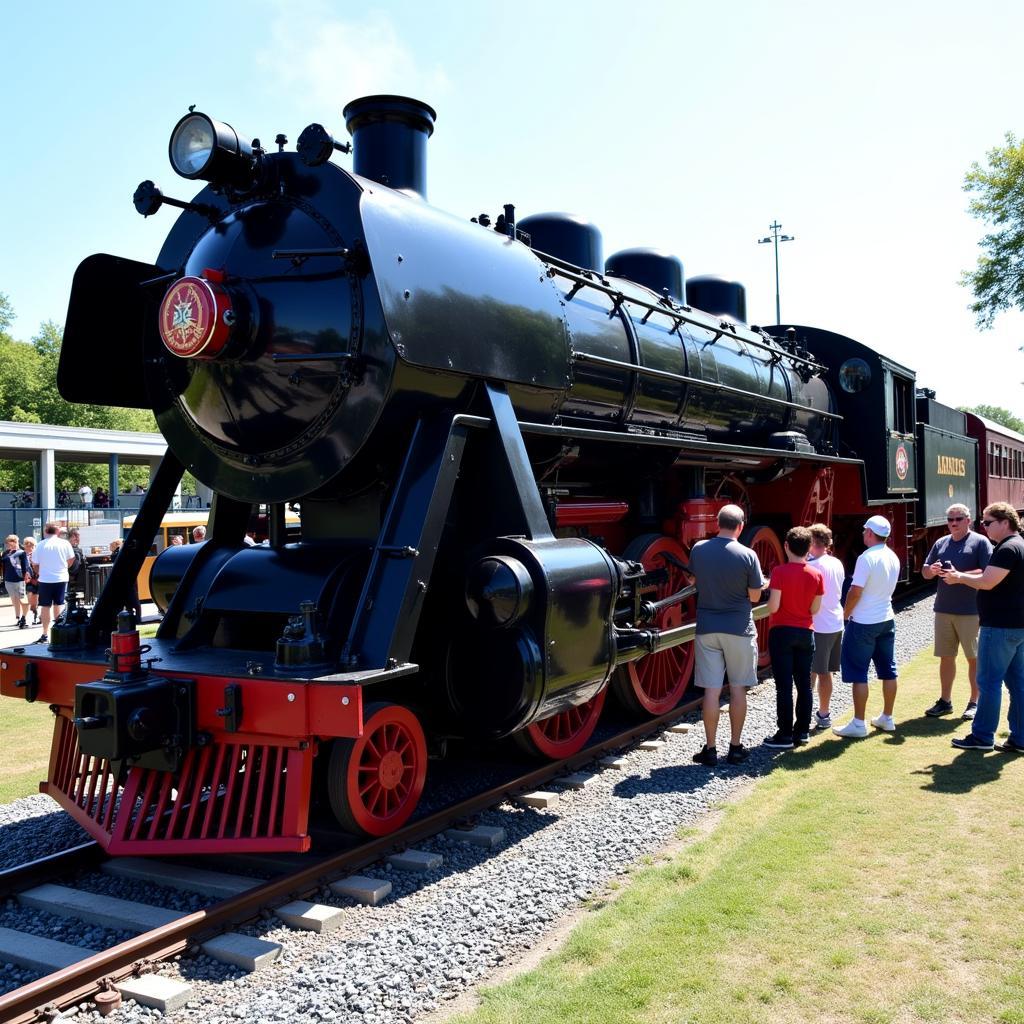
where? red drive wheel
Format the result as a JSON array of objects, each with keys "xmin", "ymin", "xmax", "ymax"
[
  {"xmin": 740, "ymin": 523, "xmax": 784, "ymax": 670},
  {"xmin": 327, "ymin": 702, "xmax": 428, "ymax": 837},
  {"xmin": 613, "ymin": 534, "xmax": 695, "ymax": 716},
  {"xmin": 514, "ymin": 688, "xmax": 608, "ymax": 760}
]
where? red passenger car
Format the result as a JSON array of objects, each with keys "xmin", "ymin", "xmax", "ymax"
[{"xmin": 964, "ymin": 412, "xmax": 1024, "ymax": 516}]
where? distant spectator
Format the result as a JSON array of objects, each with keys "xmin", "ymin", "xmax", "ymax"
[
  {"xmin": 192, "ymin": 525, "xmax": 207, "ymax": 543},
  {"xmin": 67, "ymin": 529, "xmax": 86, "ymax": 597},
  {"xmin": 94, "ymin": 487, "xmax": 110, "ymax": 509},
  {"xmin": 22, "ymin": 536, "xmax": 39, "ymax": 625},
  {"xmin": 31, "ymin": 522, "xmax": 75, "ymax": 644},
  {"xmin": 243, "ymin": 534, "xmax": 257, "ymax": 547},
  {"xmin": 78, "ymin": 484, "xmax": 93, "ymax": 506},
  {"xmin": 170, "ymin": 534, "xmax": 184, "ymax": 546},
  {"xmin": 131, "ymin": 484, "xmax": 146, "ymax": 495},
  {"xmin": 3, "ymin": 534, "xmax": 30, "ymax": 629}
]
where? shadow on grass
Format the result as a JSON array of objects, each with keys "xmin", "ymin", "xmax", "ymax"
[{"xmin": 911, "ymin": 749, "xmax": 1012, "ymax": 792}]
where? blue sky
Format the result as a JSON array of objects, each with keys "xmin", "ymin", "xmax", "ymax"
[{"xmin": 3, "ymin": 0, "xmax": 1023, "ymax": 414}]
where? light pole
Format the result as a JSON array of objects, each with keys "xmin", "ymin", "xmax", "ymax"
[{"xmin": 757, "ymin": 221, "xmax": 795, "ymax": 324}]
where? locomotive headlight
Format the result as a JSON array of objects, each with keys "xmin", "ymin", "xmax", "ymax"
[{"xmin": 169, "ymin": 111, "xmax": 255, "ymax": 187}]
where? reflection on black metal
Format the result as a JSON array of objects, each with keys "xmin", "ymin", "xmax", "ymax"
[{"xmin": 572, "ymin": 350, "xmax": 842, "ymax": 420}]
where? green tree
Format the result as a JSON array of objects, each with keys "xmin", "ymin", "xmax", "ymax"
[
  {"xmin": 0, "ymin": 303, "xmax": 164, "ymax": 493},
  {"xmin": 962, "ymin": 133, "xmax": 1024, "ymax": 329},
  {"xmin": 959, "ymin": 403, "xmax": 1024, "ymax": 434}
]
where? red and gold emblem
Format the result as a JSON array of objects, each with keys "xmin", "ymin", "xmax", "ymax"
[
  {"xmin": 895, "ymin": 443, "xmax": 909, "ymax": 481},
  {"xmin": 159, "ymin": 275, "xmax": 233, "ymax": 359}
]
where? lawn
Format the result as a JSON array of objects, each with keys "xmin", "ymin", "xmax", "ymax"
[{"xmin": 452, "ymin": 651, "xmax": 1024, "ymax": 1024}]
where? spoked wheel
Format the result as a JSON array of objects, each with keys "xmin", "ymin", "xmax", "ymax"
[
  {"xmin": 513, "ymin": 688, "xmax": 608, "ymax": 759},
  {"xmin": 327, "ymin": 702, "xmax": 428, "ymax": 837},
  {"xmin": 613, "ymin": 534, "xmax": 695, "ymax": 716},
  {"xmin": 740, "ymin": 523, "xmax": 784, "ymax": 670}
]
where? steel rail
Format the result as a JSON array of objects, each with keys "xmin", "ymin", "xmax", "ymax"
[{"xmin": 0, "ymin": 841, "xmax": 102, "ymax": 901}]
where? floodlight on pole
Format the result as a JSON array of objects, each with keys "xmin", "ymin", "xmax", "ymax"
[{"xmin": 756, "ymin": 220, "xmax": 795, "ymax": 324}]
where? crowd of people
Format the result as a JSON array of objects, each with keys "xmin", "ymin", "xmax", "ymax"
[{"xmin": 684, "ymin": 501, "xmax": 1023, "ymax": 764}]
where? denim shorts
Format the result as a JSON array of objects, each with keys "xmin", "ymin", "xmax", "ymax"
[
  {"xmin": 840, "ymin": 618, "xmax": 897, "ymax": 683},
  {"xmin": 37, "ymin": 581, "xmax": 68, "ymax": 608}
]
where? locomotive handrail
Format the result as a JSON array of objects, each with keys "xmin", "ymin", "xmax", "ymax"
[
  {"xmin": 544, "ymin": 262, "xmax": 826, "ymax": 373},
  {"xmin": 572, "ymin": 351, "xmax": 842, "ymax": 420}
]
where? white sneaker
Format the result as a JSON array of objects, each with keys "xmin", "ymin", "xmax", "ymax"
[
  {"xmin": 871, "ymin": 714, "xmax": 896, "ymax": 732},
  {"xmin": 833, "ymin": 720, "xmax": 869, "ymax": 738}
]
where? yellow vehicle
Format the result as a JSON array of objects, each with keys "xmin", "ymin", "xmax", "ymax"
[
  {"xmin": 122, "ymin": 511, "xmax": 214, "ymax": 601},
  {"xmin": 122, "ymin": 509, "xmax": 299, "ymax": 601}
]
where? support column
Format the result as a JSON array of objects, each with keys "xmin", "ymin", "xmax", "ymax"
[
  {"xmin": 39, "ymin": 449, "xmax": 56, "ymax": 516},
  {"xmin": 196, "ymin": 482, "xmax": 213, "ymax": 508},
  {"xmin": 108, "ymin": 454, "xmax": 120, "ymax": 505},
  {"xmin": 151, "ymin": 456, "xmax": 180, "ymax": 510}
]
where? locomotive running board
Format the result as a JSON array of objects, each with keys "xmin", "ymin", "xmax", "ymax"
[{"xmin": 43, "ymin": 714, "xmax": 314, "ymax": 854}]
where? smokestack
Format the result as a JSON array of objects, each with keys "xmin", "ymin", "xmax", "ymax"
[{"xmin": 343, "ymin": 95, "xmax": 436, "ymax": 200}]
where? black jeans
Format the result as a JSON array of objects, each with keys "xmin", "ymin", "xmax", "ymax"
[{"xmin": 769, "ymin": 626, "xmax": 815, "ymax": 737}]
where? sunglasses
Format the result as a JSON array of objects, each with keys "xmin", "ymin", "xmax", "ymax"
[
  {"xmin": 946, "ymin": 516, "xmax": 966, "ymax": 522},
  {"xmin": 982, "ymin": 519, "xmax": 1000, "ymax": 527}
]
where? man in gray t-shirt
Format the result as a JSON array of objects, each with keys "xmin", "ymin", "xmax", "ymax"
[
  {"xmin": 921, "ymin": 503, "xmax": 992, "ymax": 719},
  {"xmin": 686, "ymin": 503, "xmax": 767, "ymax": 767}
]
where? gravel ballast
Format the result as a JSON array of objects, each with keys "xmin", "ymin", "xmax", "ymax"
[{"xmin": 0, "ymin": 593, "xmax": 937, "ymax": 1022}]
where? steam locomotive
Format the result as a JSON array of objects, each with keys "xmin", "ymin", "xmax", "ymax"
[{"xmin": 0, "ymin": 96, "xmax": 983, "ymax": 854}]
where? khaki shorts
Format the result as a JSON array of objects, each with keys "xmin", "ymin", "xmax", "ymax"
[
  {"xmin": 934, "ymin": 613, "xmax": 980, "ymax": 659},
  {"xmin": 4, "ymin": 581, "xmax": 26, "ymax": 601},
  {"xmin": 812, "ymin": 630, "xmax": 843, "ymax": 674},
  {"xmin": 695, "ymin": 631, "xmax": 759, "ymax": 689}
]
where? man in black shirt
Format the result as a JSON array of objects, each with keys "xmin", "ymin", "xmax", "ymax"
[
  {"xmin": 67, "ymin": 529, "xmax": 86, "ymax": 600},
  {"xmin": 939, "ymin": 502, "xmax": 1024, "ymax": 752}
]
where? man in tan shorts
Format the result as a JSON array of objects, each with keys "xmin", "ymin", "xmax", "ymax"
[{"xmin": 921, "ymin": 504, "xmax": 991, "ymax": 719}]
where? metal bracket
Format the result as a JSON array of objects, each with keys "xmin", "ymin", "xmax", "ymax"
[
  {"xmin": 216, "ymin": 684, "xmax": 243, "ymax": 733},
  {"xmin": 15, "ymin": 661, "xmax": 39, "ymax": 704}
]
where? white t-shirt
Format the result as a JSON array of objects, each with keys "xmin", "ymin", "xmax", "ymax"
[
  {"xmin": 34, "ymin": 536, "xmax": 76, "ymax": 583},
  {"xmin": 79, "ymin": 485, "xmax": 93, "ymax": 504},
  {"xmin": 849, "ymin": 543, "xmax": 900, "ymax": 624},
  {"xmin": 808, "ymin": 552, "xmax": 846, "ymax": 633}
]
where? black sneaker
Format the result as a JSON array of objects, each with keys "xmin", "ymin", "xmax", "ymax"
[
  {"xmin": 951, "ymin": 733, "xmax": 994, "ymax": 751},
  {"xmin": 763, "ymin": 732, "xmax": 794, "ymax": 749},
  {"xmin": 925, "ymin": 699, "xmax": 954, "ymax": 717},
  {"xmin": 692, "ymin": 745, "xmax": 718, "ymax": 767},
  {"xmin": 33, "ymin": 635, "xmax": 48, "ymax": 645},
  {"xmin": 18, "ymin": 617, "xmax": 26, "ymax": 629},
  {"xmin": 794, "ymin": 731, "xmax": 810, "ymax": 745},
  {"xmin": 727, "ymin": 743, "xmax": 750, "ymax": 765},
  {"xmin": 994, "ymin": 738, "xmax": 1024, "ymax": 754}
]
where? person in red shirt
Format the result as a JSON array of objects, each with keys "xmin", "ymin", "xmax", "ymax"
[{"xmin": 764, "ymin": 526, "xmax": 824, "ymax": 749}]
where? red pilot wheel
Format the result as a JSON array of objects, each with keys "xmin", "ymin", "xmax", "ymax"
[
  {"xmin": 327, "ymin": 702, "xmax": 428, "ymax": 837},
  {"xmin": 740, "ymin": 523, "xmax": 785, "ymax": 670},
  {"xmin": 514, "ymin": 688, "xmax": 608, "ymax": 760},
  {"xmin": 613, "ymin": 534, "xmax": 695, "ymax": 716}
]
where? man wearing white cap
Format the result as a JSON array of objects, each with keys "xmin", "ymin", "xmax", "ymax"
[{"xmin": 833, "ymin": 515, "xmax": 901, "ymax": 738}]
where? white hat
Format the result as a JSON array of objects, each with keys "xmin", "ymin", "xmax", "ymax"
[{"xmin": 863, "ymin": 515, "xmax": 891, "ymax": 538}]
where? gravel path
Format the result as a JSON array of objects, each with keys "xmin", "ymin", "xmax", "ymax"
[{"xmin": 0, "ymin": 592, "xmax": 937, "ymax": 1023}]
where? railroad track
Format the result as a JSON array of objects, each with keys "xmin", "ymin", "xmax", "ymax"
[{"xmin": 0, "ymin": 694, "xmax": 708, "ymax": 1023}]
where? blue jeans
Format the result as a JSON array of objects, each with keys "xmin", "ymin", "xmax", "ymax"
[{"xmin": 972, "ymin": 626, "xmax": 1024, "ymax": 745}]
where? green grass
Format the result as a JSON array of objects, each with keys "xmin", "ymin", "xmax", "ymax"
[
  {"xmin": 452, "ymin": 652, "xmax": 1024, "ymax": 1024},
  {"xmin": 0, "ymin": 698, "xmax": 55, "ymax": 804}
]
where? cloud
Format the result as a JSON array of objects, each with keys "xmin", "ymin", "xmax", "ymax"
[{"xmin": 257, "ymin": 5, "xmax": 451, "ymax": 115}]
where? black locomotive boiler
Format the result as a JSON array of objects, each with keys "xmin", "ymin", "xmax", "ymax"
[{"xmin": 0, "ymin": 95, "xmax": 954, "ymax": 853}]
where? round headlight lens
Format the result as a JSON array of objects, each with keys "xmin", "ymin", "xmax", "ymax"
[{"xmin": 170, "ymin": 115, "xmax": 216, "ymax": 177}]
